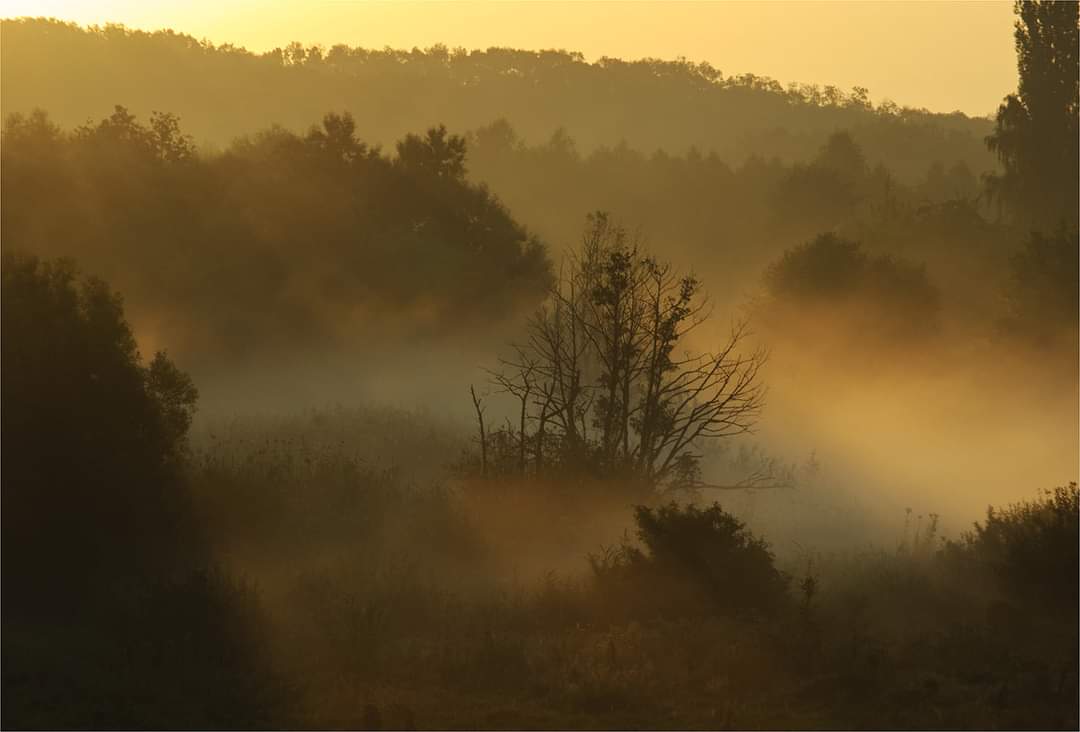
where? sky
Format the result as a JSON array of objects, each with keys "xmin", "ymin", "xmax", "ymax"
[{"xmin": 1, "ymin": 0, "xmax": 1018, "ymax": 117}]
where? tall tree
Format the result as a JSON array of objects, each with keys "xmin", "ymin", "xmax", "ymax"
[
  {"xmin": 986, "ymin": 0, "xmax": 1079, "ymax": 228},
  {"xmin": 1, "ymin": 253, "xmax": 200, "ymax": 609}
]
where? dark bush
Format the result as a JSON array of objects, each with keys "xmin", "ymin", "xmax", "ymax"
[
  {"xmin": 592, "ymin": 502, "xmax": 789, "ymax": 618},
  {"xmin": 765, "ymin": 233, "xmax": 867, "ymax": 300},
  {"xmin": 947, "ymin": 482, "xmax": 1079, "ymax": 616}
]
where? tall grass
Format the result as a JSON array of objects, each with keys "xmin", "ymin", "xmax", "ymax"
[{"xmin": 176, "ymin": 411, "xmax": 1077, "ymax": 728}]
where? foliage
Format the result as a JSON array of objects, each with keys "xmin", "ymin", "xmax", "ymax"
[
  {"xmin": 985, "ymin": 0, "xmax": 1079, "ymax": 228},
  {"xmin": 773, "ymin": 131, "xmax": 867, "ymax": 231},
  {"xmin": 1, "ymin": 107, "xmax": 552, "ymax": 371},
  {"xmin": 1, "ymin": 18, "xmax": 996, "ymax": 178},
  {"xmin": 948, "ymin": 482, "xmax": 1079, "ymax": 614},
  {"xmin": 1000, "ymin": 226, "xmax": 1080, "ymax": 350},
  {"xmin": 1, "ymin": 255, "xmax": 293, "ymax": 729},
  {"xmin": 592, "ymin": 502, "xmax": 790, "ymax": 618},
  {"xmin": 764, "ymin": 232, "xmax": 941, "ymax": 339},
  {"xmin": 1, "ymin": 252, "xmax": 200, "ymax": 604},
  {"xmin": 466, "ymin": 121, "xmax": 1001, "ymax": 342},
  {"xmin": 397, "ymin": 124, "xmax": 468, "ymax": 179},
  {"xmin": 228, "ymin": 460, "xmax": 1078, "ymax": 729}
]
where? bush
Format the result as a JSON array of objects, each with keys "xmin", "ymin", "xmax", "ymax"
[
  {"xmin": 947, "ymin": 482, "xmax": 1079, "ymax": 615},
  {"xmin": 764, "ymin": 232, "xmax": 940, "ymax": 339},
  {"xmin": 592, "ymin": 502, "xmax": 789, "ymax": 618}
]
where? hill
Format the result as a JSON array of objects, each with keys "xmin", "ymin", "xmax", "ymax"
[{"xmin": 2, "ymin": 18, "xmax": 996, "ymax": 182}]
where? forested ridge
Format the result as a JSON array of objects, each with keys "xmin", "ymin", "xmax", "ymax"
[{"xmin": 3, "ymin": 17, "xmax": 995, "ymax": 180}]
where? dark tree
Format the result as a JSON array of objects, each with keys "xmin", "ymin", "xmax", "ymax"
[
  {"xmin": 1, "ymin": 253, "xmax": 296, "ymax": 729},
  {"xmin": 1, "ymin": 252, "xmax": 200, "ymax": 612},
  {"xmin": 477, "ymin": 213, "xmax": 767, "ymax": 494},
  {"xmin": 948, "ymin": 483, "xmax": 1079, "ymax": 616},
  {"xmin": 1000, "ymin": 226, "xmax": 1080, "ymax": 349},
  {"xmin": 773, "ymin": 131, "xmax": 867, "ymax": 233},
  {"xmin": 985, "ymin": 0, "xmax": 1079, "ymax": 228},
  {"xmin": 0, "ymin": 109, "xmax": 552, "ymax": 372},
  {"xmin": 396, "ymin": 124, "xmax": 468, "ymax": 179},
  {"xmin": 763, "ymin": 233, "xmax": 942, "ymax": 341}
]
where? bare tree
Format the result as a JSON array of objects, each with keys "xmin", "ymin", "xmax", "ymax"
[
  {"xmin": 469, "ymin": 384, "xmax": 488, "ymax": 477},
  {"xmin": 487, "ymin": 349, "xmax": 536, "ymax": 476},
  {"xmin": 476, "ymin": 212, "xmax": 768, "ymax": 493}
]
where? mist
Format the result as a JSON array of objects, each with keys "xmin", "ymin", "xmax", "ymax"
[{"xmin": 2, "ymin": 5, "xmax": 1077, "ymax": 731}]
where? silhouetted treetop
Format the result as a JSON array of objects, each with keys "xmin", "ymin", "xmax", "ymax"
[
  {"xmin": 813, "ymin": 131, "xmax": 869, "ymax": 181},
  {"xmin": 986, "ymin": 0, "xmax": 1079, "ymax": 228},
  {"xmin": 763, "ymin": 233, "xmax": 941, "ymax": 340},
  {"xmin": 396, "ymin": 125, "xmax": 468, "ymax": 179},
  {"xmin": 1, "ymin": 108, "xmax": 552, "ymax": 370},
  {"xmin": 470, "ymin": 213, "xmax": 767, "ymax": 495},
  {"xmin": 75, "ymin": 104, "xmax": 196, "ymax": 163}
]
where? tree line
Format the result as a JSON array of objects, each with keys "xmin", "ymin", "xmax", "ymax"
[
  {"xmin": 2, "ymin": 17, "xmax": 995, "ymax": 176},
  {"xmin": 1, "ymin": 107, "xmax": 552, "ymax": 370}
]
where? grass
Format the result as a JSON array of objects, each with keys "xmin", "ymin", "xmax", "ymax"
[{"xmin": 6, "ymin": 406, "xmax": 1076, "ymax": 729}]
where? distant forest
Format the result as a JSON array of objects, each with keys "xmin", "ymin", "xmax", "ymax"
[
  {"xmin": 2, "ymin": 17, "xmax": 995, "ymax": 181},
  {"xmin": 5, "ymin": 103, "xmax": 1072, "ymax": 382}
]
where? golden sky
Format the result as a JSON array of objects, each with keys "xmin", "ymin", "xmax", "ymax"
[{"xmin": 2, "ymin": 0, "xmax": 1017, "ymax": 116}]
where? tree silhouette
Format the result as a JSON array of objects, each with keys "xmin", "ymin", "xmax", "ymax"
[
  {"xmin": 1000, "ymin": 226, "xmax": 1080, "ymax": 349},
  {"xmin": 396, "ymin": 124, "xmax": 468, "ymax": 179},
  {"xmin": 1, "ymin": 18, "xmax": 997, "ymax": 180},
  {"xmin": 986, "ymin": 0, "xmax": 1079, "ymax": 228},
  {"xmin": 476, "ymin": 213, "xmax": 766, "ymax": 493},
  {"xmin": 771, "ymin": 131, "xmax": 869, "ymax": 233},
  {"xmin": 763, "ymin": 233, "xmax": 941, "ymax": 341},
  {"xmin": 2, "ymin": 252, "xmax": 200, "ymax": 613},
  {"xmin": 0, "ymin": 109, "xmax": 552, "ymax": 371}
]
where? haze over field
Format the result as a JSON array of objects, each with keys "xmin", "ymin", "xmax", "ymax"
[{"xmin": 2, "ymin": 3, "xmax": 1077, "ymax": 730}]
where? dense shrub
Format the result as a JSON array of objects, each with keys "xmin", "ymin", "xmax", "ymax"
[
  {"xmin": 947, "ymin": 482, "xmax": 1079, "ymax": 615},
  {"xmin": 592, "ymin": 502, "xmax": 789, "ymax": 618}
]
